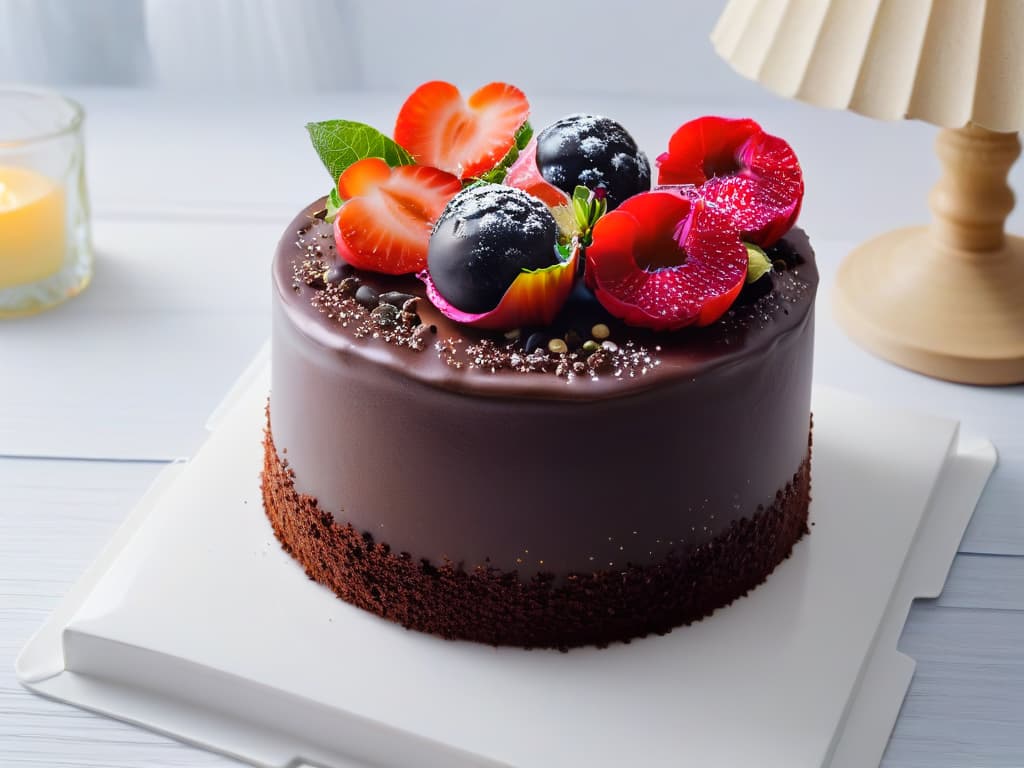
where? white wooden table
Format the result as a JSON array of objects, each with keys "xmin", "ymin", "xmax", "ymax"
[{"xmin": 1, "ymin": 90, "xmax": 1022, "ymax": 767}]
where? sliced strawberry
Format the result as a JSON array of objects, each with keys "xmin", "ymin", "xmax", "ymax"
[
  {"xmin": 394, "ymin": 81, "xmax": 530, "ymax": 179},
  {"xmin": 337, "ymin": 155, "xmax": 392, "ymax": 199},
  {"xmin": 334, "ymin": 157, "xmax": 461, "ymax": 275},
  {"xmin": 585, "ymin": 191, "xmax": 747, "ymax": 331},
  {"xmin": 504, "ymin": 136, "xmax": 571, "ymax": 207},
  {"xmin": 656, "ymin": 116, "xmax": 803, "ymax": 247}
]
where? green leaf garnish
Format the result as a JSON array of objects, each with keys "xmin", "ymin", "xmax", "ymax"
[
  {"xmin": 324, "ymin": 186, "xmax": 343, "ymax": 223},
  {"xmin": 745, "ymin": 242, "xmax": 772, "ymax": 283},
  {"xmin": 573, "ymin": 196, "xmax": 589, "ymax": 229},
  {"xmin": 475, "ymin": 146, "xmax": 518, "ymax": 185},
  {"xmin": 470, "ymin": 121, "xmax": 533, "ymax": 186},
  {"xmin": 571, "ymin": 185, "xmax": 608, "ymax": 245},
  {"xmin": 514, "ymin": 121, "xmax": 533, "ymax": 150},
  {"xmin": 305, "ymin": 120, "xmax": 414, "ymax": 181}
]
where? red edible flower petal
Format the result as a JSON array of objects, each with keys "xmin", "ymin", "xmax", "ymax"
[
  {"xmin": 504, "ymin": 136, "xmax": 570, "ymax": 207},
  {"xmin": 585, "ymin": 191, "xmax": 747, "ymax": 331},
  {"xmin": 421, "ymin": 242, "xmax": 580, "ymax": 330},
  {"xmin": 656, "ymin": 116, "xmax": 803, "ymax": 247}
]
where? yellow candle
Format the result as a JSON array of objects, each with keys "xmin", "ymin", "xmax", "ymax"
[{"xmin": 0, "ymin": 166, "xmax": 66, "ymax": 290}]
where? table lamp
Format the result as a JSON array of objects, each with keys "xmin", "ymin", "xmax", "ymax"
[{"xmin": 712, "ymin": 0, "xmax": 1024, "ymax": 385}]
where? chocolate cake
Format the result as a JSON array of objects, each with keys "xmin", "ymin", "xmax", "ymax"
[{"xmin": 262, "ymin": 83, "xmax": 817, "ymax": 649}]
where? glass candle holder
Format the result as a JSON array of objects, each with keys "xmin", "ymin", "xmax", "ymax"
[{"xmin": 0, "ymin": 86, "xmax": 92, "ymax": 318}]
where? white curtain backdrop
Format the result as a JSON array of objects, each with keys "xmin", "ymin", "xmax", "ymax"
[
  {"xmin": 0, "ymin": 0, "xmax": 360, "ymax": 91},
  {"xmin": 0, "ymin": 0, "xmax": 150, "ymax": 86},
  {"xmin": 0, "ymin": 0, "xmax": 768, "ymax": 102}
]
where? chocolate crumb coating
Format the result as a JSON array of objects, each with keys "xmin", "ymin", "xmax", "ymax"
[{"xmin": 263, "ymin": 416, "xmax": 811, "ymax": 650}]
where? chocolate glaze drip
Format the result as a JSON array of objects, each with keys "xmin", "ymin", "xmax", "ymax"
[{"xmin": 269, "ymin": 200, "xmax": 818, "ymax": 578}]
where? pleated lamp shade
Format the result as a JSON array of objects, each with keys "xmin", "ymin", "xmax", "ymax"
[
  {"xmin": 712, "ymin": 0, "xmax": 1024, "ymax": 131},
  {"xmin": 712, "ymin": 0, "xmax": 1024, "ymax": 385}
]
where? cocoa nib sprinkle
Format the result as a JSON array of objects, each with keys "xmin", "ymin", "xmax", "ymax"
[
  {"xmin": 716, "ymin": 268, "xmax": 811, "ymax": 337},
  {"xmin": 294, "ymin": 252, "xmax": 432, "ymax": 351},
  {"xmin": 436, "ymin": 336, "xmax": 661, "ymax": 382},
  {"xmin": 292, "ymin": 245, "xmax": 661, "ymax": 380}
]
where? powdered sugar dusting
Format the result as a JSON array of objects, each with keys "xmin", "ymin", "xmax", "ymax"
[
  {"xmin": 549, "ymin": 113, "xmax": 613, "ymax": 145},
  {"xmin": 580, "ymin": 135, "xmax": 605, "ymax": 158},
  {"xmin": 611, "ymin": 152, "xmax": 632, "ymax": 170},
  {"xmin": 535, "ymin": 114, "xmax": 651, "ymax": 207},
  {"xmin": 434, "ymin": 184, "xmax": 551, "ymax": 239}
]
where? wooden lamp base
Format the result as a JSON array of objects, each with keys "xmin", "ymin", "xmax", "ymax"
[
  {"xmin": 833, "ymin": 125, "xmax": 1024, "ymax": 386},
  {"xmin": 834, "ymin": 227, "xmax": 1024, "ymax": 385}
]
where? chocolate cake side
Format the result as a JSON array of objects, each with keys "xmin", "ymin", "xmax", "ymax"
[
  {"xmin": 263, "ymin": 202, "xmax": 817, "ymax": 649},
  {"xmin": 268, "ymin": 207, "xmax": 817, "ymax": 579},
  {"xmin": 266, "ymin": 98, "xmax": 818, "ymax": 649},
  {"xmin": 262, "ymin": 414, "xmax": 811, "ymax": 650}
]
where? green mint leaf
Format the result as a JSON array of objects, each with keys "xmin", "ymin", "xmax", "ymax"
[
  {"xmin": 515, "ymin": 121, "xmax": 533, "ymax": 150},
  {"xmin": 325, "ymin": 186, "xmax": 343, "ymax": 223},
  {"xmin": 470, "ymin": 121, "xmax": 533, "ymax": 185},
  {"xmin": 744, "ymin": 242, "xmax": 772, "ymax": 283},
  {"xmin": 573, "ymin": 196, "xmax": 590, "ymax": 231},
  {"xmin": 476, "ymin": 144, "xmax": 520, "ymax": 185},
  {"xmin": 305, "ymin": 120, "xmax": 414, "ymax": 181},
  {"xmin": 568, "ymin": 185, "xmax": 609, "ymax": 244}
]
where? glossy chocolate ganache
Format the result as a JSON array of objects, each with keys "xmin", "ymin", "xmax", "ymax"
[{"xmin": 263, "ymin": 198, "xmax": 818, "ymax": 648}]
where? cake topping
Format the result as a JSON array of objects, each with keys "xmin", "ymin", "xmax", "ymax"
[
  {"xmin": 531, "ymin": 114, "xmax": 651, "ymax": 210},
  {"xmin": 504, "ymin": 136, "xmax": 571, "ymax": 207},
  {"xmin": 290, "ymin": 216, "xmax": 812, "ymax": 380},
  {"xmin": 354, "ymin": 284, "xmax": 380, "ymax": 308},
  {"xmin": 569, "ymin": 184, "xmax": 609, "ymax": 246},
  {"xmin": 738, "ymin": 243, "xmax": 774, "ymax": 303},
  {"xmin": 306, "ymin": 119, "xmax": 414, "ymax": 183},
  {"xmin": 421, "ymin": 185, "xmax": 578, "ymax": 329},
  {"xmin": 301, "ymin": 82, "xmax": 808, "ymax": 368},
  {"xmin": 323, "ymin": 263, "xmax": 352, "ymax": 285},
  {"xmin": 656, "ymin": 116, "xmax": 803, "ymax": 247},
  {"xmin": 394, "ymin": 81, "xmax": 531, "ymax": 179},
  {"xmin": 433, "ymin": 333, "xmax": 659, "ymax": 381},
  {"xmin": 427, "ymin": 185, "xmax": 559, "ymax": 313},
  {"xmin": 745, "ymin": 243, "xmax": 772, "ymax": 283},
  {"xmin": 332, "ymin": 158, "xmax": 462, "ymax": 274},
  {"xmin": 379, "ymin": 291, "xmax": 417, "ymax": 308},
  {"xmin": 585, "ymin": 190, "xmax": 748, "ymax": 330}
]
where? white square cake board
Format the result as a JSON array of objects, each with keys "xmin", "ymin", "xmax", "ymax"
[{"xmin": 17, "ymin": 349, "xmax": 996, "ymax": 768}]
